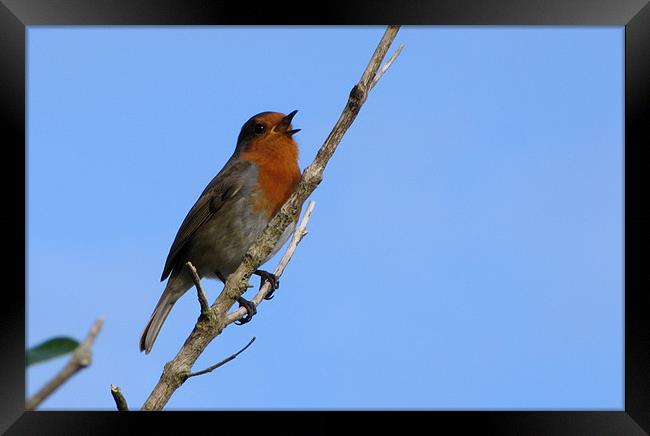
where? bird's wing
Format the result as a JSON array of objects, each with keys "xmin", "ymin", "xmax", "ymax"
[{"xmin": 160, "ymin": 158, "xmax": 254, "ymax": 281}]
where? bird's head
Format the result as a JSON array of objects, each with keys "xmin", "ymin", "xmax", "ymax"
[{"xmin": 236, "ymin": 110, "xmax": 301, "ymax": 155}]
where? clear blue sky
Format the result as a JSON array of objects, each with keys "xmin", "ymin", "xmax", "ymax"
[{"xmin": 27, "ymin": 26, "xmax": 623, "ymax": 410}]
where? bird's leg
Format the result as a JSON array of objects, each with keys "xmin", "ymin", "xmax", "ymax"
[
  {"xmin": 254, "ymin": 269, "xmax": 280, "ymax": 300},
  {"xmin": 215, "ymin": 270, "xmax": 227, "ymax": 283},
  {"xmin": 235, "ymin": 270, "xmax": 278, "ymax": 324},
  {"xmin": 235, "ymin": 296, "xmax": 257, "ymax": 325},
  {"xmin": 215, "ymin": 269, "xmax": 257, "ymax": 325}
]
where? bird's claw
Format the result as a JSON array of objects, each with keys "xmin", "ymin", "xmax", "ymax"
[
  {"xmin": 235, "ymin": 296, "xmax": 257, "ymax": 325},
  {"xmin": 254, "ymin": 269, "xmax": 280, "ymax": 300}
]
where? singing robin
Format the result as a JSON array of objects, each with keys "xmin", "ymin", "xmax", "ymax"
[{"xmin": 139, "ymin": 110, "xmax": 302, "ymax": 354}]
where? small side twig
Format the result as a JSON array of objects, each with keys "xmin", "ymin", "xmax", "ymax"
[
  {"xmin": 110, "ymin": 384, "xmax": 129, "ymax": 411},
  {"xmin": 186, "ymin": 337, "xmax": 256, "ymax": 379},
  {"xmin": 186, "ymin": 261, "xmax": 209, "ymax": 315},
  {"xmin": 370, "ymin": 43, "xmax": 404, "ymax": 91},
  {"xmin": 25, "ymin": 317, "xmax": 105, "ymax": 410}
]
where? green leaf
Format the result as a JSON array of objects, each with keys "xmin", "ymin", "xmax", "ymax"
[{"xmin": 26, "ymin": 337, "xmax": 80, "ymax": 367}]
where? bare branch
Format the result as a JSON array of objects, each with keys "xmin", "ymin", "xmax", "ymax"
[
  {"xmin": 25, "ymin": 317, "xmax": 105, "ymax": 410},
  {"xmin": 141, "ymin": 25, "xmax": 402, "ymax": 411},
  {"xmin": 110, "ymin": 384, "xmax": 129, "ymax": 411},
  {"xmin": 187, "ymin": 337, "xmax": 256, "ymax": 379},
  {"xmin": 186, "ymin": 261, "xmax": 209, "ymax": 315}
]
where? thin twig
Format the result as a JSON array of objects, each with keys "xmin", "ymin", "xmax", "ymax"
[
  {"xmin": 110, "ymin": 384, "xmax": 129, "ymax": 411},
  {"xmin": 186, "ymin": 337, "xmax": 256, "ymax": 379},
  {"xmin": 370, "ymin": 43, "xmax": 404, "ymax": 91},
  {"xmin": 142, "ymin": 25, "xmax": 403, "ymax": 411},
  {"xmin": 226, "ymin": 200, "xmax": 316, "ymax": 324},
  {"xmin": 25, "ymin": 317, "xmax": 105, "ymax": 410},
  {"xmin": 186, "ymin": 261, "xmax": 209, "ymax": 315}
]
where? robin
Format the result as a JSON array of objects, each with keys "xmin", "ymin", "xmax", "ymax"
[{"xmin": 140, "ymin": 110, "xmax": 302, "ymax": 354}]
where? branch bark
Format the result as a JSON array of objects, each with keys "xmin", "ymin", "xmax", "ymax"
[
  {"xmin": 25, "ymin": 317, "xmax": 105, "ymax": 410},
  {"xmin": 141, "ymin": 25, "xmax": 402, "ymax": 411}
]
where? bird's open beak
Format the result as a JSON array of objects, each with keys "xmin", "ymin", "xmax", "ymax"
[{"xmin": 277, "ymin": 110, "xmax": 301, "ymax": 136}]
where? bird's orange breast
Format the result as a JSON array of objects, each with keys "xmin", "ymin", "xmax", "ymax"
[{"xmin": 240, "ymin": 136, "xmax": 301, "ymax": 218}]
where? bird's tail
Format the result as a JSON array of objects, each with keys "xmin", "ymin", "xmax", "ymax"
[{"xmin": 139, "ymin": 282, "xmax": 182, "ymax": 354}]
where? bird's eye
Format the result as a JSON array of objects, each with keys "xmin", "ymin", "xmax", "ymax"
[{"xmin": 254, "ymin": 124, "xmax": 266, "ymax": 134}]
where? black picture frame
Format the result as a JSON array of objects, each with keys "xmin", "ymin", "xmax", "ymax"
[{"xmin": 2, "ymin": 1, "xmax": 648, "ymax": 434}]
